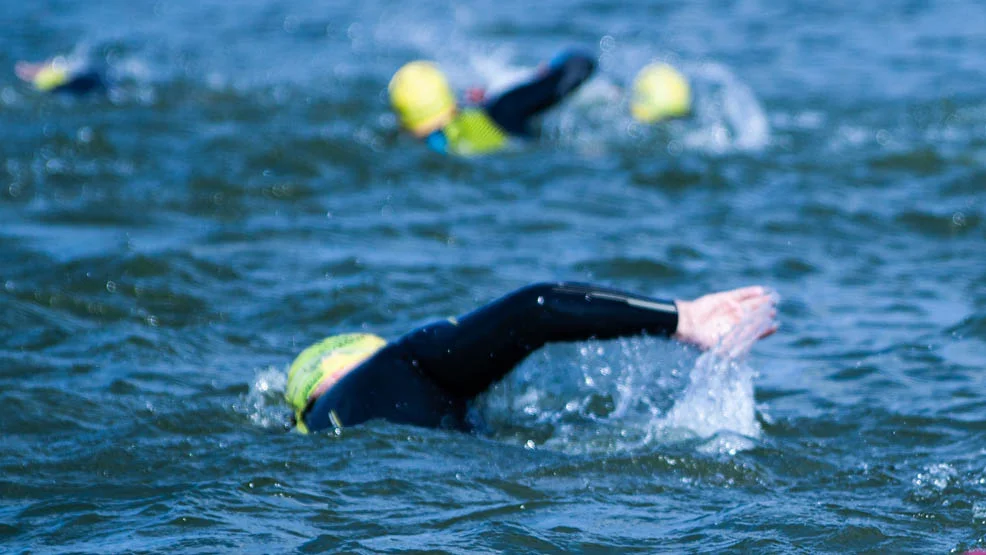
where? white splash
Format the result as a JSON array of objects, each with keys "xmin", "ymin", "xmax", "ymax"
[
  {"xmin": 467, "ymin": 49, "xmax": 534, "ymax": 96},
  {"xmin": 239, "ymin": 366, "xmax": 288, "ymax": 430},
  {"xmin": 659, "ymin": 294, "xmax": 778, "ymax": 451},
  {"xmin": 481, "ymin": 293, "xmax": 778, "ymax": 456},
  {"xmin": 973, "ymin": 501, "xmax": 986, "ymax": 521},
  {"xmin": 911, "ymin": 462, "xmax": 958, "ymax": 501},
  {"xmin": 681, "ymin": 62, "xmax": 771, "ymax": 153}
]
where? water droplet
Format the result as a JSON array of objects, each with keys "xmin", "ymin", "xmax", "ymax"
[
  {"xmin": 283, "ymin": 15, "xmax": 299, "ymax": 33},
  {"xmin": 45, "ymin": 159, "xmax": 65, "ymax": 174},
  {"xmin": 952, "ymin": 212, "xmax": 966, "ymax": 226},
  {"xmin": 524, "ymin": 440, "xmax": 535, "ymax": 449},
  {"xmin": 347, "ymin": 22, "xmax": 364, "ymax": 45},
  {"xmin": 536, "ymin": 296, "xmax": 544, "ymax": 305},
  {"xmin": 0, "ymin": 87, "xmax": 17, "ymax": 105},
  {"xmin": 106, "ymin": 281, "xmax": 117, "ymax": 293}
]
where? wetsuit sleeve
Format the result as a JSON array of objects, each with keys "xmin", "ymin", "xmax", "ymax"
[
  {"xmin": 54, "ymin": 66, "xmax": 106, "ymax": 95},
  {"xmin": 484, "ymin": 49, "xmax": 596, "ymax": 136},
  {"xmin": 394, "ymin": 282, "xmax": 678, "ymax": 399}
]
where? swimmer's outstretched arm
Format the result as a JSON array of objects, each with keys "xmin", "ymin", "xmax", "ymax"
[
  {"xmin": 395, "ymin": 282, "xmax": 776, "ymax": 399},
  {"xmin": 484, "ymin": 50, "xmax": 596, "ymax": 136}
]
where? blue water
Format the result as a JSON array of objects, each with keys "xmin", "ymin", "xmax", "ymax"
[{"xmin": 2, "ymin": 0, "xmax": 985, "ymax": 552}]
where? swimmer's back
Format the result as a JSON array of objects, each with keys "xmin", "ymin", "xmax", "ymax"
[{"xmin": 303, "ymin": 340, "xmax": 469, "ymax": 431}]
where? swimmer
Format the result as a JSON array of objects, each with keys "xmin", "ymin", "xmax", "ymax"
[
  {"xmin": 14, "ymin": 56, "xmax": 106, "ymax": 95},
  {"xmin": 388, "ymin": 49, "xmax": 596, "ymax": 156},
  {"xmin": 286, "ymin": 282, "xmax": 777, "ymax": 433},
  {"xmin": 629, "ymin": 62, "xmax": 693, "ymax": 124}
]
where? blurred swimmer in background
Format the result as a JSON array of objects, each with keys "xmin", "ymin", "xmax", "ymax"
[
  {"xmin": 285, "ymin": 282, "xmax": 778, "ymax": 434},
  {"xmin": 389, "ymin": 49, "xmax": 596, "ymax": 156},
  {"xmin": 15, "ymin": 55, "xmax": 107, "ymax": 96},
  {"xmin": 389, "ymin": 50, "xmax": 695, "ymax": 155},
  {"xmin": 628, "ymin": 60, "xmax": 771, "ymax": 152}
]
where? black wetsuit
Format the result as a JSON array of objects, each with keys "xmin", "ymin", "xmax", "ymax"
[
  {"xmin": 54, "ymin": 69, "xmax": 105, "ymax": 95},
  {"xmin": 484, "ymin": 50, "xmax": 596, "ymax": 136},
  {"xmin": 303, "ymin": 282, "xmax": 678, "ymax": 432}
]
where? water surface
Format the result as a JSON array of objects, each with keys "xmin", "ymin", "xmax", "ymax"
[{"xmin": 2, "ymin": 0, "xmax": 985, "ymax": 552}]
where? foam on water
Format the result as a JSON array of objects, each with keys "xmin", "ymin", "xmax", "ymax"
[{"xmin": 238, "ymin": 366, "xmax": 289, "ymax": 430}]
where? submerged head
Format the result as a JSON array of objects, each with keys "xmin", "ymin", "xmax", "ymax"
[
  {"xmin": 15, "ymin": 57, "xmax": 70, "ymax": 92},
  {"xmin": 630, "ymin": 63, "xmax": 692, "ymax": 123},
  {"xmin": 389, "ymin": 61, "xmax": 457, "ymax": 137},
  {"xmin": 285, "ymin": 333, "xmax": 386, "ymax": 432}
]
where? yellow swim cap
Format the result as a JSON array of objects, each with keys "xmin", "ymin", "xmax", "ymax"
[
  {"xmin": 630, "ymin": 63, "xmax": 692, "ymax": 123},
  {"xmin": 33, "ymin": 60, "xmax": 70, "ymax": 92},
  {"xmin": 285, "ymin": 333, "xmax": 386, "ymax": 431},
  {"xmin": 389, "ymin": 61, "xmax": 457, "ymax": 137}
]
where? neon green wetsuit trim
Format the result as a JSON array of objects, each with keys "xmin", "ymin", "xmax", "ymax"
[{"xmin": 442, "ymin": 108, "xmax": 508, "ymax": 155}]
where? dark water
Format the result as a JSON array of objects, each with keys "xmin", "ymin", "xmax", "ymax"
[{"xmin": 2, "ymin": 0, "xmax": 985, "ymax": 552}]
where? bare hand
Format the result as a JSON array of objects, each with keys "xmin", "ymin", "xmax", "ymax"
[{"xmin": 673, "ymin": 286, "xmax": 778, "ymax": 350}]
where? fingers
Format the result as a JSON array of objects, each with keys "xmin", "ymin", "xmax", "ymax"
[
  {"xmin": 724, "ymin": 285, "xmax": 767, "ymax": 301},
  {"xmin": 757, "ymin": 322, "xmax": 779, "ymax": 341},
  {"xmin": 715, "ymin": 288, "xmax": 780, "ymax": 354},
  {"xmin": 739, "ymin": 295, "xmax": 774, "ymax": 314},
  {"xmin": 691, "ymin": 286, "xmax": 771, "ymax": 311}
]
